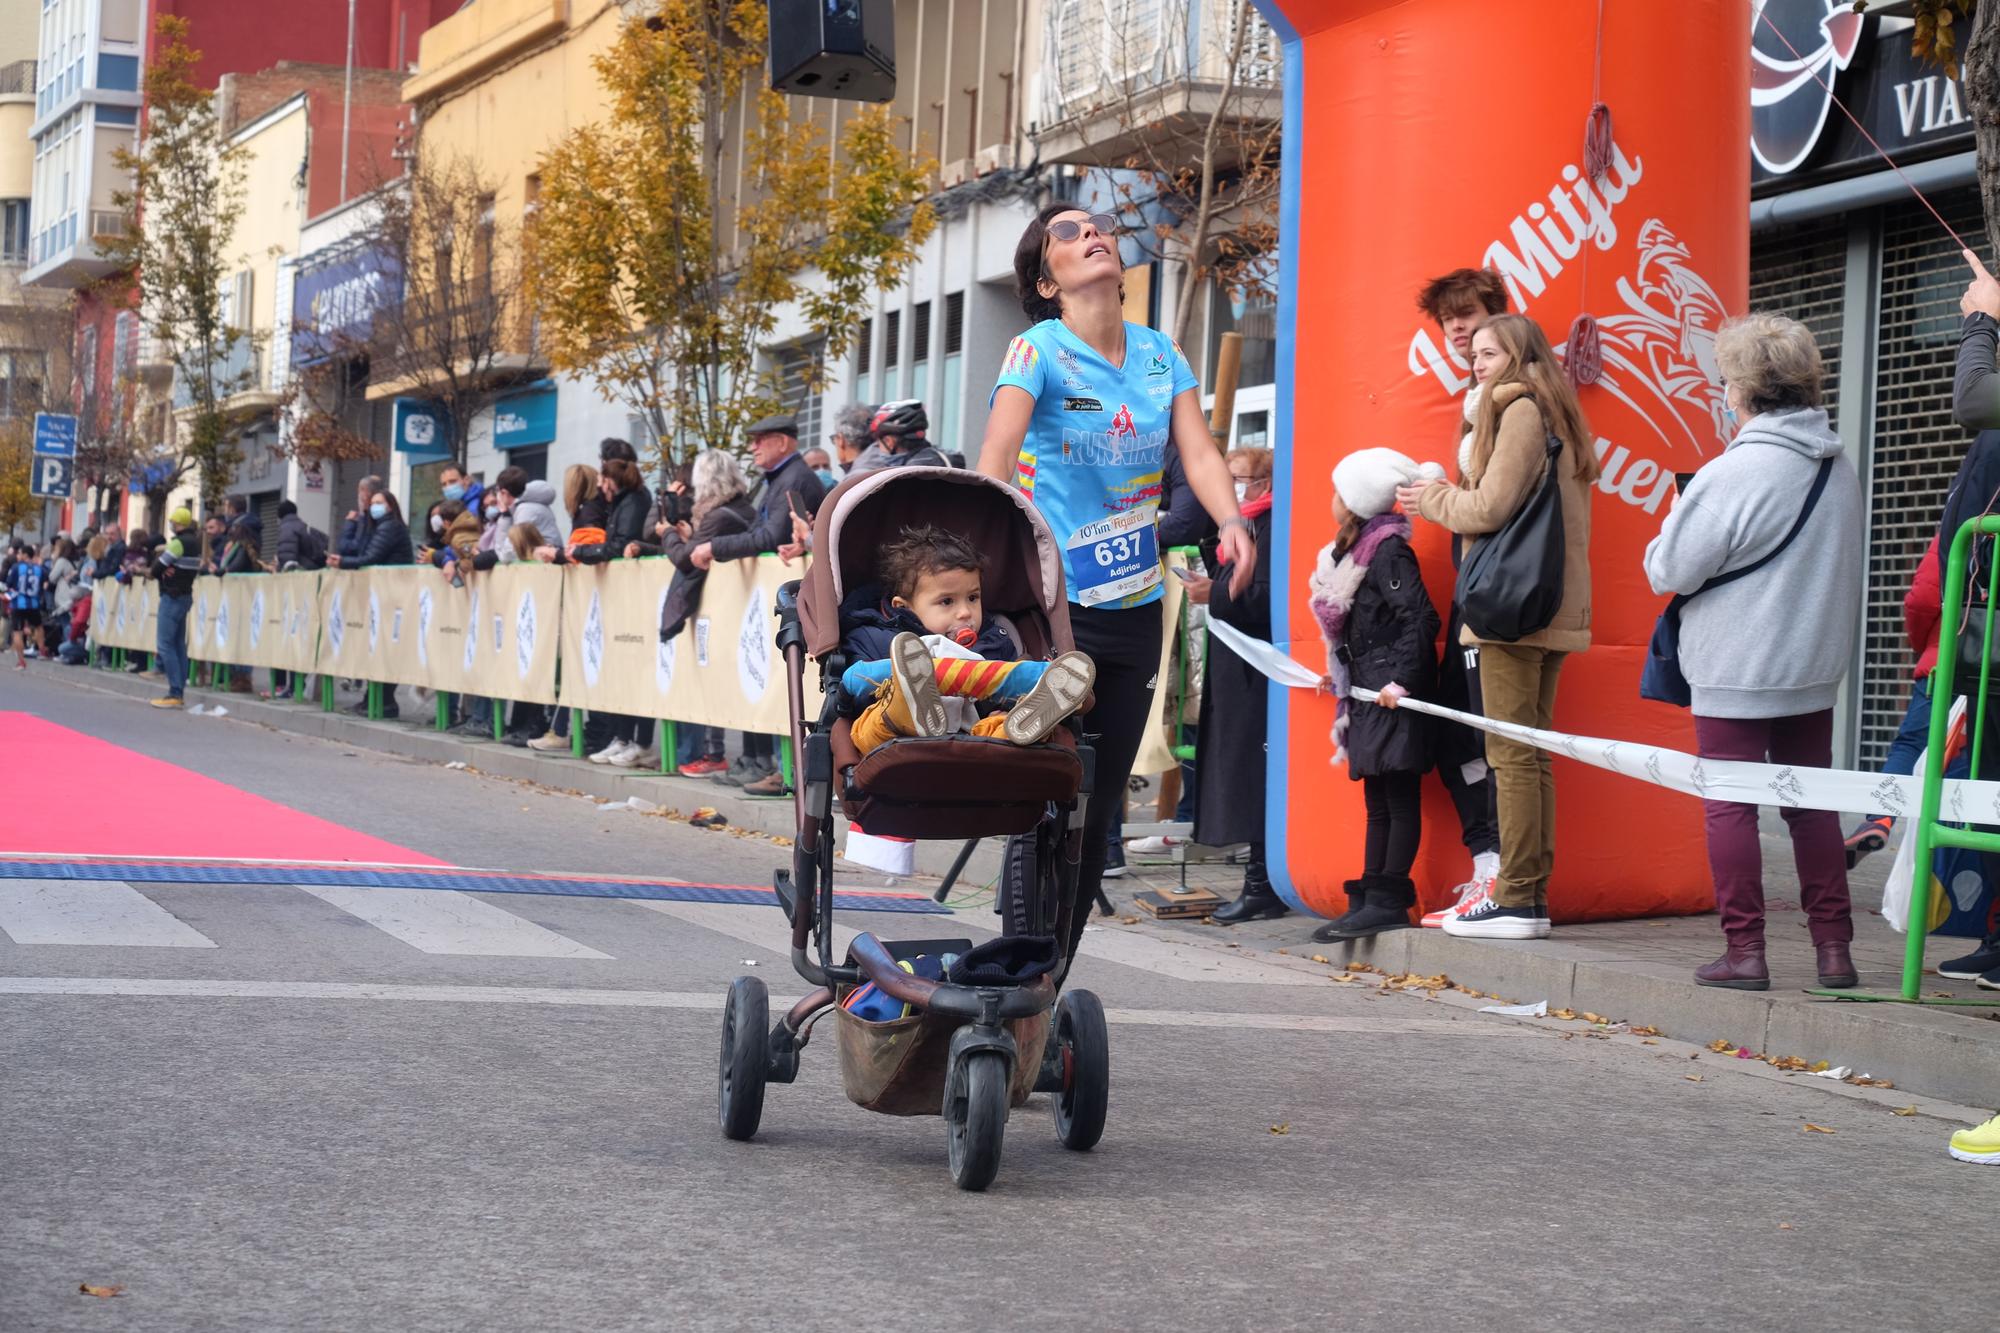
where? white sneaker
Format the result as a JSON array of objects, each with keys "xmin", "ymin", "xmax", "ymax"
[
  {"xmin": 1442, "ymin": 896, "xmax": 1543, "ymax": 939},
  {"xmin": 617, "ymin": 744, "xmax": 656, "ymax": 769},
  {"xmin": 588, "ymin": 741, "xmax": 625, "ymax": 764},
  {"xmin": 527, "ymin": 730, "xmax": 567, "ymax": 752},
  {"xmin": 1127, "ymin": 835, "xmax": 1185, "ymax": 856},
  {"xmin": 1423, "ymin": 875, "xmax": 1492, "ymax": 928}
]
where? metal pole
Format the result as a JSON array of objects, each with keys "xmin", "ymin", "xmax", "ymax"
[{"xmin": 340, "ymin": 0, "xmax": 356, "ymax": 202}]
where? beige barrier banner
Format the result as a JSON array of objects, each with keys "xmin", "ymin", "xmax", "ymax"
[
  {"xmin": 316, "ymin": 571, "xmax": 376, "ymax": 681},
  {"xmin": 194, "ymin": 573, "xmax": 322, "ymax": 673},
  {"xmin": 88, "ymin": 579, "xmax": 118, "ymax": 646},
  {"xmin": 97, "ymin": 579, "xmax": 158, "ymax": 652},
  {"xmin": 460, "ymin": 563, "xmax": 563, "ymax": 706},
  {"xmin": 558, "ymin": 555, "xmax": 814, "ymax": 731}
]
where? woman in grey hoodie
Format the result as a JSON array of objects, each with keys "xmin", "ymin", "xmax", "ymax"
[{"xmin": 1644, "ymin": 314, "xmax": 1863, "ymax": 993}]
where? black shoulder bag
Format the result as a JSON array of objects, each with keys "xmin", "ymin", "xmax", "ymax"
[
  {"xmin": 1639, "ymin": 457, "xmax": 1835, "ymax": 707},
  {"xmin": 1456, "ymin": 426, "xmax": 1567, "ymax": 643}
]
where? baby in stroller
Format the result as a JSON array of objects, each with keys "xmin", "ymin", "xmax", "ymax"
[{"xmin": 837, "ymin": 524, "xmax": 1095, "ymax": 752}]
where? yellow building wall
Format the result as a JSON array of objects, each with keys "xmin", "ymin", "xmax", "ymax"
[
  {"xmin": 227, "ymin": 100, "xmax": 309, "ymax": 361},
  {"xmin": 406, "ymin": 0, "xmax": 619, "ymax": 300},
  {"xmin": 0, "ymin": 99, "xmax": 33, "ymax": 198}
]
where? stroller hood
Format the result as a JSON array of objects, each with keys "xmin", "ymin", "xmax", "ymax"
[{"xmin": 801, "ymin": 467, "xmax": 1070, "ymax": 660}]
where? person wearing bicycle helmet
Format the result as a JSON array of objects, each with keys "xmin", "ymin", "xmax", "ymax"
[{"xmin": 868, "ymin": 399, "xmax": 954, "ymax": 470}]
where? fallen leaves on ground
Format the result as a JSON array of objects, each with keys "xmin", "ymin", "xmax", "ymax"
[
  {"xmin": 1309, "ymin": 954, "xmax": 1331, "ymax": 965},
  {"xmin": 1778, "ymin": 1223, "xmax": 1794, "ymax": 1231},
  {"xmin": 1641, "ymin": 1039, "xmax": 1660, "ymax": 1046},
  {"xmin": 1119, "ymin": 916, "xmax": 1139, "ymax": 925},
  {"xmin": 1892, "ymin": 1105, "xmax": 1919, "ymax": 1117},
  {"xmin": 1708, "ymin": 1039, "xmax": 1739, "ymax": 1055},
  {"xmin": 1685, "ymin": 1075, "xmax": 1704, "ymax": 1083},
  {"xmin": 1630, "ymin": 1025, "xmax": 1663, "ymax": 1037},
  {"xmin": 78, "ymin": 1284, "xmax": 123, "ymax": 1299},
  {"xmin": 1269, "ymin": 1122, "xmax": 1291, "ymax": 1135},
  {"xmin": 1847, "ymin": 1075, "xmax": 1895, "ymax": 1089},
  {"xmin": 1802, "ymin": 1123, "xmax": 1836, "ymax": 1134}
]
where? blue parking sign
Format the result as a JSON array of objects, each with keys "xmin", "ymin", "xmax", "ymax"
[
  {"xmin": 30, "ymin": 453, "xmax": 73, "ymax": 499},
  {"xmin": 32, "ymin": 412, "xmax": 77, "ymax": 458}
]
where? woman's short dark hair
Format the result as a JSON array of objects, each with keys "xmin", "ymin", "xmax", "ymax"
[
  {"xmin": 599, "ymin": 437, "xmax": 639, "ymax": 465},
  {"xmin": 1014, "ymin": 200, "xmax": 1124, "ymax": 324},
  {"xmin": 603, "ymin": 458, "xmax": 643, "ymax": 493}
]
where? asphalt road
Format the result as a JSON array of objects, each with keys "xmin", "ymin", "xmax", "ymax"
[{"xmin": 1, "ymin": 667, "xmax": 1989, "ymax": 1332}]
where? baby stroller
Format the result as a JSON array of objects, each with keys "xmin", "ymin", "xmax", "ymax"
[{"xmin": 715, "ymin": 466, "xmax": 1108, "ymax": 1190}]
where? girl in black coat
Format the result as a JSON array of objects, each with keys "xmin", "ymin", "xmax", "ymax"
[{"xmin": 1308, "ymin": 449, "xmax": 1443, "ymax": 942}]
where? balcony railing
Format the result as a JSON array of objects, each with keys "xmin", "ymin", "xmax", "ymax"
[
  {"xmin": 1038, "ymin": 0, "xmax": 1279, "ymax": 130},
  {"xmin": 0, "ymin": 60, "xmax": 34, "ymax": 96}
]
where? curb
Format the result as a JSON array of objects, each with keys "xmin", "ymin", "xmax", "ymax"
[
  {"xmin": 1147, "ymin": 919, "xmax": 2000, "ymax": 1109},
  {"xmin": 54, "ymin": 665, "xmax": 1005, "ymax": 885}
]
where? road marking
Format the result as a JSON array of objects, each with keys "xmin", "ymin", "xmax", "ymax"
[
  {"xmin": 0, "ymin": 977, "xmax": 1535, "ymax": 1036},
  {"xmin": 1073, "ymin": 929, "xmax": 1324, "ymax": 986},
  {"xmin": 0, "ymin": 880, "xmax": 217, "ymax": 948},
  {"xmin": 295, "ymin": 885, "xmax": 611, "ymax": 958},
  {"xmin": 632, "ymin": 899, "xmax": 1323, "ymax": 986}
]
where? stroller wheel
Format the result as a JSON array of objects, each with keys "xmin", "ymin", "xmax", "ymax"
[
  {"xmin": 718, "ymin": 976, "xmax": 769, "ymax": 1141},
  {"xmin": 1051, "ymin": 989, "xmax": 1109, "ymax": 1151},
  {"xmin": 944, "ymin": 1049, "xmax": 1010, "ymax": 1191}
]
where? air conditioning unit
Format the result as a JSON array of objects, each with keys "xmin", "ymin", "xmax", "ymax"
[{"xmin": 90, "ymin": 210, "xmax": 128, "ymax": 240}]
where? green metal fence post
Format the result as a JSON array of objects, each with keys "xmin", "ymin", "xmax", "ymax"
[
  {"xmin": 661, "ymin": 720, "xmax": 678, "ymax": 775},
  {"xmin": 571, "ymin": 708, "xmax": 585, "ymax": 759}
]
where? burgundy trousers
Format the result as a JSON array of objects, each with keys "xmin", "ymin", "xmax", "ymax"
[{"xmin": 1693, "ymin": 709, "xmax": 1854, "ymax": 951}]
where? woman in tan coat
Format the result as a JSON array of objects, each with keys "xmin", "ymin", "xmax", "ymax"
[{"xmin": 1398, "ymin": 313, "xmax": 1596, "ymax": 939}]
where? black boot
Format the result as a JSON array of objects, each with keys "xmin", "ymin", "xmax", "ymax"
[
  {"xmin": 1310, "ymin": 880, "xmax": 1370, "ymax": 943},
  {"xmin": 1316, "ymin": 875, "xmax": 1416, "ymax": 941},
  {"xmin": 1212, "ymin": 867, "xmax": 1288, "ymax": 924}
]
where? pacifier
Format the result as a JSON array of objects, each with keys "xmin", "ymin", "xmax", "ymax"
[{"xmin": 952, "ymin": 626, "xmax": 978, "ymax": 648}]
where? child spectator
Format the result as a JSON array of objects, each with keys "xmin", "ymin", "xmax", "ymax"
[
  {"xmin": 1308, "ymin": 448, "xmax": 1444, "ymax": 942},
  {"xmin": 8, "ymin": 543, "xmax": 44, "ymax": 669},
  {"xmin": 838, "ymin": 524, "xmax": 1095, "ymax": 753}
]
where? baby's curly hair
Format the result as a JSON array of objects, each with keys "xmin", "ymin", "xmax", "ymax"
[{"xmin": 880, "ymin": 524, "xmax": 984, "ymax": 602}]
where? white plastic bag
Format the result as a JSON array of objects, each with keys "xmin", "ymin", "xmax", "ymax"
[{"xmin": 1884, "ymin": 694, "xmax": 1967, "ymax": 935}]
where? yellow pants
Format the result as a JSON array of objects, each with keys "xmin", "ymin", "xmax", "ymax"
[{"xmin": 851, "ymin": 701, "xmax": 1009, "ymax": 755}]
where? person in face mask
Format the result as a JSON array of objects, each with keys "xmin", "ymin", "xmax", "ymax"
[
  {"xmin": 437, "ymin": 466, "xmax": 484, "ymax": 515},
  {"xmin": 803, "ymin": 446, "xmax": 839, "ymax": 492},
  {"xmin": 326, "ymin": 489, "xmax": 413, "ymax": 569}
]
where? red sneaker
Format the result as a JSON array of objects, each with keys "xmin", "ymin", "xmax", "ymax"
[
  {"xmin": 679, "ymin": 756, "xmax": 728, "ymax": 777},
  {"xmin": 1422, "ymin": 875, "xmax": 1492, "ymax": 929}
]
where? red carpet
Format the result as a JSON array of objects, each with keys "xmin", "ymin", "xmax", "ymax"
[{"xmin": 0, "ymin": 712, "xmax": 443, "ymax": 865}]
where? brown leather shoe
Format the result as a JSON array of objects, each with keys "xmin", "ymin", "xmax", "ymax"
[
  {"xmin": 1695, "ymin": 948, "xmax": 1770, "ymax": 991},
  {"xmin": 1815, "ymin": 942, "xmax": 1859, "ymax": 989}
]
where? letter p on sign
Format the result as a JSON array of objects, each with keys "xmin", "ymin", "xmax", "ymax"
[{"xmin": 30, "ymin": 453, "xmax": 72, "ymax": 499}]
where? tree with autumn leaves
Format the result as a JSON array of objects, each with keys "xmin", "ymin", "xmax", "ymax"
[
  {"xmin": 105, "ymin": 15, "xmax": 259, "ymax": 513},
  {"xmin": 527, "ymin": 3, "xmax": 936, "ymax": 466}
]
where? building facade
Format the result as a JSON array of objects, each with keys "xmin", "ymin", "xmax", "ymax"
[{"xmin": 1748, "ymin": 7, "xmax": 1981, "ymax": 769}]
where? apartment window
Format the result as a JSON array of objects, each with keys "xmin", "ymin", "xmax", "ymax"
[
  {"xmin": 1207, "ymin": 276, "xmax": 1277, "ymax": 390},
  {"xmin": 0, "ymin": 200, "xmax": 27, "ymax": 262},
  {"xmin": 770, "ymin": 339, "xmax": 827, "ymax": 446},
  {"xmin": 112, "ymin": 310, "xmax": 137, "ymax": 376},
  {"xmin": 77, "ymin": 325, "xmax": 95, "ymax": 401},
  {"xmin": 883, "ymin": 308, "xmax": 901, "ymax": 379},
  {"xmin": 854, "ymin": 315, "xmax": 872, "ymax": 401},
  {"xmin": 0, "ymin": 349, "xmax": 45, "ymax": 418},
  {"xmin": 939, "ymin": 292, "xmax": 965, "ymax": 457},
  {"xmin": 230, "ymin": 270, "xmax": 255, "ymax": 330},
  {"xmin": 910, "ymin": 300, "xmax": 931, "ymax": 403}
]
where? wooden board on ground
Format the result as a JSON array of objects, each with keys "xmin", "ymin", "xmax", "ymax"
[{"xmin": 1133, "ymin": 886, "xmax": 1225, "ymax": 919}]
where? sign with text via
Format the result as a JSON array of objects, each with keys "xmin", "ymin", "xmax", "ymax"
[{"xmin": 32, "ymin": 412, "xmax": 77, "ymax": 457}]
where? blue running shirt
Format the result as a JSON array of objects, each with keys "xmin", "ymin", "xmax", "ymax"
[{"xmin": 990, "ymin": 319, "xmax": 1197, "ymax": 609}]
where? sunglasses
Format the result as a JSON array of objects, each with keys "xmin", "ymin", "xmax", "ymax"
[{"xmin": 1045, "ymin": 213, "xmax": 1118, "ymax": 243}]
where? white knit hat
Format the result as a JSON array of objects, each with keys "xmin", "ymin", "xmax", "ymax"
[{"xmin": 1331, "ymin": 448, "xmax": 1445, "ymax": 520}]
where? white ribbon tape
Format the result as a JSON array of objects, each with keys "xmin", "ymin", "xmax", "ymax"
[
  {"xmin": 1208, "ymin": 620, "xmax": 1997, "ymax": 821},
  {"xmin": 1347, "ymin": 686, "xmax": 2000, "ymax": 821}
]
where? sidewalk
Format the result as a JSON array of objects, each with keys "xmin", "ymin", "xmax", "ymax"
[
  {"xmin": 1102, "ymin": 856, "xmax": 2000, "ymax": 1110},
  {"xmin": 44, "ymin": 661, "xmax": 2000, "ymax": 1109}
]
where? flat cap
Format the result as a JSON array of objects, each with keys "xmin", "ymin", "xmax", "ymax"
[{"xmin": 745, "ymin": 412, "xmax": 799, "ymax": 439}]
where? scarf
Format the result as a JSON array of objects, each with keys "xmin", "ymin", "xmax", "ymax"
[{"xmin": 1307, "ymin": 512, "xmax": 1410, "ymax": 766}]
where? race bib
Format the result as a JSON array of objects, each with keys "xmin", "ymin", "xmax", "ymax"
[{"xmin": 1065, "ymin": 506, "xmax": 1161, "ymax": 608}]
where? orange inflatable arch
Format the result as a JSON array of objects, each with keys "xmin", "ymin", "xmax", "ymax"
[{"xmin": 1250, "ymin": 0, "xmax": 1748, "ymax": 920}]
